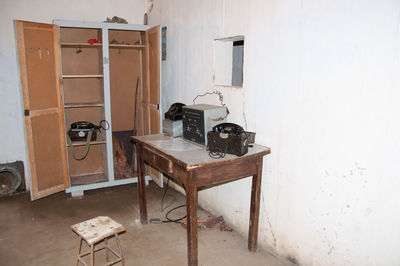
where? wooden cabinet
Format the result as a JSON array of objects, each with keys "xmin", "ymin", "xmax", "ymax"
[{"xmin": 16, "ymin": 20, "xmax": 161, "ymax": 200}]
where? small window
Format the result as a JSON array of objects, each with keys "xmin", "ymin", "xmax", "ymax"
[{"xmin": 213, "ymin": 36, "xmax": 244, "ymax": 87}]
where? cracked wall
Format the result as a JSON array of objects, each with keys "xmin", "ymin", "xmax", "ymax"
[{"xmin": 149, "ymin": 0, "xmax": 400, "ymax": 265}]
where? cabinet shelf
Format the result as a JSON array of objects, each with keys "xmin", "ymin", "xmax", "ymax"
[
  {"xmin": 61, "ymin": 42, "xmax": 102, "ymax": 47},
  {"xmin": 67, "ymin": 140, "xmax": 106, "ymax": 147},
  {"xmin": 109, "ymin": 44, "xmax": 145, "ymax": 49},
  {"xmin": 63, "ymin": 74, "xmax": 103, "ymax": 79},
  {"xmin": 64, "ymin": 103, "xmax": 105, "ymax": 108},
  {"xmin": 61, "ymin": 42, "xmax": 145, "ymax": 49},
  {"xmin": 70, "ymin": 172, "xmax": 107, "ymax": 186}
]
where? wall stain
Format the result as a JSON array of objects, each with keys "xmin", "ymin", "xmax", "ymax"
[
  {"xmin": 287, "ymin": 255, "xmax": 299, "ymax": 265},
  {"xmin": 261, "ymin": 191, "xmax": 277, "ymax": 247}
]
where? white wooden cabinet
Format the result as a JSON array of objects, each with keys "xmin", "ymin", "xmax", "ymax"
[{"xmin": 16, "ymin": 20, "xmax": 161, "ymax": 200}]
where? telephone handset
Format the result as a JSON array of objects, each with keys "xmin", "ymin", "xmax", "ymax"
[
  {"xmin": 212, "ymin": 123, "xmax": 244, "ymax": 135},
  {"xmin": 165, "ymin": 102, "xmax": 186, "ymax": 121},
  {"xmin": 70, "ymin": 121, "xmax": 96, "ymax": 131}
]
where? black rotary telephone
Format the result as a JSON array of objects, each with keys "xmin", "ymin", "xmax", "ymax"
[
  {"xmin": 67, "ymin": 120, "xmax": 109, "ymax": 160},
  {"xmin": 212, "ymin": 123, "xmax": 245, "ymax": 135},
  {"xmin": 207, "ymin": 123, "xmax": 252, "ymax": 158}
]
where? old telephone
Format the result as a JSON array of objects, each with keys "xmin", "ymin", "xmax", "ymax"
[
  {"xmin": 207, "ymin": 122, "xmax": 255, "ymax": 158},
  {"xmin": 67, "ymin": 120, "xmax": 109, "ymax": 160},
  {"xmin": 165, "ymin": 102, "xmax": 185, "ymax": 121},
  {"xmin": 212, "ymin": 123, "xmax": 245, "ymax": 135},
  {"xmin": 69, "ymin": 121, "xmax": 98, "ymax": 141}
]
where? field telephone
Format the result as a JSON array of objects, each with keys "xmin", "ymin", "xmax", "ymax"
[
  {"xmin": 211, "ymin": 123, "xmax": 245, "ymax": 135},
  {"xmin": 67, "ymin": 120, "xmax": 109, "ymax": 160},
  {"xmin": 207, "ymin": 122, "xmax": 255, "ymax": 158}
]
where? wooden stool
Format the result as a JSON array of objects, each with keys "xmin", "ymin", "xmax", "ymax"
[{"xmin": 72, "ymin": 216, "xmax": 126, "ymax": 266}]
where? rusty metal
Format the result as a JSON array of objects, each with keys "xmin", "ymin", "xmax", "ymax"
[{"xmin": 181, "ymin": 216, "xmax": 233, "ymax": 232}]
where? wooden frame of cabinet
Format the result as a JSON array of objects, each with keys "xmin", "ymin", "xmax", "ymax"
[{"xmin": 16, "ymin": 19, "xmax": 162, "ymax": 199}]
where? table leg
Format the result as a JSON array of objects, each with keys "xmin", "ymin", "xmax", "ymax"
[
  {"xmin": 248, "ymin": 156, "xmax": 263, "ymax": 252},
  {"xmin": 186, "ymin": 181, "xmax": 198, "ymax": 266},
  {"xmin": 136, "ymin": 143, "xmax": 148, "ymax": 224}
]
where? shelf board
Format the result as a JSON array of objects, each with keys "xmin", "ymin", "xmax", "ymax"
[
  {"xmin": 70, "ymin": 172, "xmax": 107, "ymax": 186},
  {"xmin": 61, "ymin": 42, "xmax": 102, "ymax": 47},
  {"xmin": 61, "ymin": 42, "xmax": 145, "ymax": 49},
  {"xmin": 64, "ymin": 103, "xmax": 105, "ymax": 108},
  {"xmin": 109, "ymin": 44, "xmax": 145, "ymax": 49},
  {"xmin": 67, "ymin": 139, "xmax": 106, "ymax": 147},
  {"xmin": 63, "ymin": 74, "xmax": 103, "ymax": 79}
]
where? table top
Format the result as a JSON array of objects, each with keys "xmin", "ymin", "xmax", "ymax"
[{"xmin": 131, "ymin": 134, "xmax": 270, "ymax": 170}]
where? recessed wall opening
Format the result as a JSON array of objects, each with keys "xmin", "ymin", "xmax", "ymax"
[{"xmin": 213, "ymin": 35, "xmax": 244, "ymax": 87}]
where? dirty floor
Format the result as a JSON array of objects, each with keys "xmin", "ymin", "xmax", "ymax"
[{"xmin": 0, "ymin": 183, "xmax": 293, "ymax": 266}]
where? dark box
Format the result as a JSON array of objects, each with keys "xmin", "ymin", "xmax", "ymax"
[{"xmin": 207, "ymin": 131, "xmax": 249, "ymax": 157}]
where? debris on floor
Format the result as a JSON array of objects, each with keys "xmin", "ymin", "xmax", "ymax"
[{"xmin": 181, "ymin": 216, "xmax": 233, "ymax": 232}]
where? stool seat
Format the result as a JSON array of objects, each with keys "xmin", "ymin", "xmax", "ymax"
[
  {"xmin": 72, "ymin": 216, "xmax": 125, "ymax": 245},
  {"xmin": 72, "ymin": 216, "xmax": 125, "ymax": 266}
]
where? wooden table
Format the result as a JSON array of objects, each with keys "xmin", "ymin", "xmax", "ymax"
[{"xmin": 131, "ymin": 134, "xmax": 271, "ymax": 266}]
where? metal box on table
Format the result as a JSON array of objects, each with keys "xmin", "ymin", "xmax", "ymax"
[{"xmin": 182, "ymin": 104, "xmax": 227, "ymax": 145}]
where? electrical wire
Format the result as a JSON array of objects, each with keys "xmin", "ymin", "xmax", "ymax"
[
  {"xmin": 161, "ymin": 177, "xmax": 176, "ymax": 212},
  {"xmin": 192, "ymin": 90, "xmax": 230, "ymax": 120},
  {"xmin": 158, "ymin": 177, "xmax": 186, "ymax": 223},
  {"xmin": 164, "ymin": 204, "xmax": 187, "ymax": 223}
]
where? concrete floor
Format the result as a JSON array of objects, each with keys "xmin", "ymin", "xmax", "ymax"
[{"xmin": 0, "ymin": 182, "xmax": 293, "ymax": 266}]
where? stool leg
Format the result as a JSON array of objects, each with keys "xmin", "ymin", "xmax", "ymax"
[
  {"xmin": 104, "ymin": 237, "xmax": 109, "ymax": 262},
  {"xmin": 76, "ymin": 238, "xmax": 83, "ymax": 266},
  {"xmin": 90, "ymin": 244, "xmax": 94, "ymax": 266},
  {"xmin": 115, "ymin": 234, "xmax": 124, "ymax": 266}
]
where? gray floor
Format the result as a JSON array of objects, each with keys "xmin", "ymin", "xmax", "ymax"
[{"xmin": 0, "ymin": 183, "xmax": 292, "ymax": 266}]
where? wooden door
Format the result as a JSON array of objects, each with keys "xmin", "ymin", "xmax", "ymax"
[
  {"xmin": 16, "ymin": 21, "xmax": 69, "ymax": 200},
  {"xmin": 139, "ymin": 25, "xmax": 162, "ymax": 183},
  {"xmin": 139, "ymin": 25, "xmax": 160, "ymax": 135}
]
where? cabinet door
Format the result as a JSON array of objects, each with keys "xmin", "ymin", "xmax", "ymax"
[
  {"xmin": 143, "ymin": 25, "xmax": 160, "ymax": 134},
  {"xmin": 16, "ymin": 21, "xmax": 69, "ymax": 200}
]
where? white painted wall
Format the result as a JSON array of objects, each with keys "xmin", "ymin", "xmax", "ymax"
[
  {"xmin": 149, "ymin": 0, "xmax": 400, "ymax": 265},
  {"xmin": 0, "ymin": 0, "xmax": 145, "ymax": 184}
]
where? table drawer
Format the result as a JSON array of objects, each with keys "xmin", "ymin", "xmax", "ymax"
[{"xmin": 141, "ymin": 147, "xmax": 173, "ymax": 175}]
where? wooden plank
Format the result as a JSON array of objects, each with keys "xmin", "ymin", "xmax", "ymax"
[
  {"xmin": 109, "ymin": 32, "xmax": 141, "ymax": 131},
  {"xmin": 63, "ymin": 74, "xmax": 103, "ymax": 78},
  {"xmin": 185, "ymin": 175, "xmax": 198, "ymax": 266},
  {"xmin": 61, "ymin": 42, "xmax": 102, "ymax": 47},
  {"xmin": 136, "ymin": 143, "xmax": 148, "ymax": 224},
  {"xmin": 109, "ymin": 44, "xmax": 145, "ymax": 49},
  {"xmin": 194, "ymin": 156, "xmax": 258, "ymax": 188},
  {"xmin": 67, "ymin": 140, "xmax": 106, "ymax": 147},
  {"xmin": 70, "ymin": 172, "xmax": 107, "ymax": 185},
  {"xmin": 53, "ymin": 23, "xmax": 70, "ymax": 190},
  {"xmin": 67, "ymin": 144, "xmax": 105, "ymax": 176},
  {"xmin": 29, "ymin": 107, "xmax": 58, "ymax": 117},
  {"xmin": 147, "ymin": 26, "xmax": 160, "ymax": 107},
  {"xmin": 64, "ymin": 103, "xmax": 105, "ymax": 108},
  {"xmin": 141, "ymin": 147, "xmax": 172, "ymax": 175},
  {"xmin": 63, "ymin": 78, "xmax": 104, "ymax": 104},
  {"xmin": 248, "ymin": 156, "xmax": 263, "ymax": 252}
]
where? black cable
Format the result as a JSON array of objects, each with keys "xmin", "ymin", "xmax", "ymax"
[
  {"xmin": 161, "ymin": 178, "xmax": 176, "ymax": 212},
  {"xmin": 99, "ymin": 120, "xmax": 110, "ymax": 131},
  {"xmin": 161, "ymin": 177, "xmax": 169, "ymax": 211},
  {"xmin": 164, "ymin": 204, "xmax": 187, "ymax": 223},
  {"xmin": 156, "ymin": 177, "xmax": 186, "ymax": 223}
]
